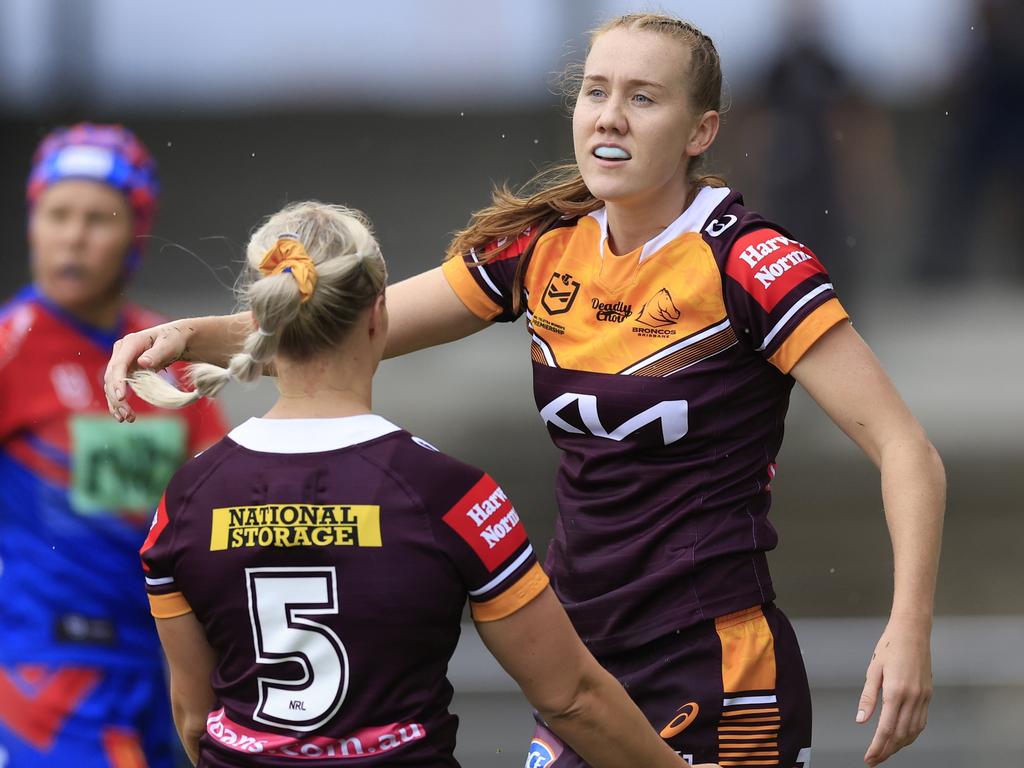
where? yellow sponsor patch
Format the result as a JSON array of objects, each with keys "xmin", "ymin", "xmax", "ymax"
[{"xmin": 210, "ymin": 504, "xmax": 381, "ymax": 550}]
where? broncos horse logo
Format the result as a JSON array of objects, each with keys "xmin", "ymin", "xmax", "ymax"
[{"xmin": 635, "ymin": 288, "xmax": 681, "ymax": 328}]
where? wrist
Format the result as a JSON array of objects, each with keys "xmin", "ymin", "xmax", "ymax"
[{"xmin": 887, "ymin": 609, "xmax": 933, "ymax": 632}]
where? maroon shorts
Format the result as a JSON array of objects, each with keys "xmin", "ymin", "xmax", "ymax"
[{"xmin": 526, "ymin": 603, "xmax": 812, "ymax": 768}]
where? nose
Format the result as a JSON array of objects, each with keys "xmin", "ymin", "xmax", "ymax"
[
  {"xmin": 595, "ymin": 95, "xmax": 628, "ymax": 136},
  {"xmin": 61, "ymin": 214, "xmax": 90, "ymax": 252}
]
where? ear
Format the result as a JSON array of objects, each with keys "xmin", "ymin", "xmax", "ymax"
[
  {"xmin": 367, "ymin": 292, "xmax": 387, "ymax": 339},
  {"xmin": 686, "ymin": 110, "xmax": 720, "ymax": 158}
]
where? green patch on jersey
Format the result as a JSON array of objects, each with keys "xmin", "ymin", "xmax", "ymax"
[{"xmin": 69, "ymin": 415, "xmax": 185, "ymax": 516}]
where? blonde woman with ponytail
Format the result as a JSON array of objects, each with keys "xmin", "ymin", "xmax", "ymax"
[
  {"xmin": 132, "ymin": 201, "xmax": 708, "ymax": 768},
  {"xmin": 110, "ymin": 12, "xmax": 943, "ymax": 768}
]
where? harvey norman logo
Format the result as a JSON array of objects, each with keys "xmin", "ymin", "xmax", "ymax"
[
  {"xmin": 736, "ymin": 234, "xmax": 815, "ymax": 289},
  {"xmin": 465, "ymin": 486, "xmax": 521, "ymax": 549},
  {"xmin": 209, "ymin": 504, "xmax": 381, "ymax": 550},
  {"xmin": 443, "ymin": 476, "xmax": 525, "ymax": 569}
]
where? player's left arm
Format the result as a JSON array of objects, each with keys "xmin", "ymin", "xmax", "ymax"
[
  {"xmin": 155, "ymin": 612, "xmax": 217, "ymax": 766},
  {"xmin": 791, "ymin": 320, "xmax": 945, "ymax": 767}
]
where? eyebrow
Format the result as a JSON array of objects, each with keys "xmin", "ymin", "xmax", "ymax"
[{"xmin": 582, "ymin": 74, "xmax": 667, "ymax": 91}]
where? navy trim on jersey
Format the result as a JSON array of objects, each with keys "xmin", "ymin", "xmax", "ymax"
[{"xmin": 18, "ymin": 285, "xmax": 126, "ymax": 350}]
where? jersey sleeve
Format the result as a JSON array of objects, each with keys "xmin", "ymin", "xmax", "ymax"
[
  {"xmin": 723, "ymin": 227, "xmax": 849, "ymax": 373},
  {"xmin": 0, "ymin": 303, "xmax": 34, "ymax": 442},
  {"xmin": 427, "ymin": 468, "xmax": 548, "ymax": 622},
  {"xmin": 440, "ymin": 228, "xmax": 536, "ymax": 323},
  {"xmin": 139, "ymin": 489, "xmax": 193, "ymax": 619}
]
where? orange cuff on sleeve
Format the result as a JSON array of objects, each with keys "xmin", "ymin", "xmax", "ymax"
[
  {"xmin": 149, "ymin": 591, "xmax": 193, "ymax": 619},
  {"xmin": 768, "ymin": 298, "xmax": 848, "ymax": 373},
  {"xmin": 470, "ymin": 562, "xmax": 549, "ymax": 622},
  {"xmin": 441, "ymin": 257, "xmax": 504, "ymax": 322}
]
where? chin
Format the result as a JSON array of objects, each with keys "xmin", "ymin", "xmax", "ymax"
[
  {"xmin": 42, "ymin": 280, "xmax": 116, "ymax": 314},
  {"xmin": 581, "ymin": 178, "xmax": 628, "ymax": 205}
]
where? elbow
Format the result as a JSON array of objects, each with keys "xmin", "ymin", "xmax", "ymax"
[
  {"xmin": 532, "ymin": 670, "xmax": 600, "ymax": 725},
  {"xmin": 926, "ymin": 440, "xmax": 946, "ymax": 493}
]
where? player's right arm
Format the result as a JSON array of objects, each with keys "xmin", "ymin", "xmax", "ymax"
[
  {"xmin": 477, "ymin": 590, "xmax": 716, "ymax": 768},
  {"xmin": 155, "ymin": 612, "xmax": 217, "ymax": 766},
  {"xmin": 104, "ymin": 266, "xmax": 488, "ymax": 421}
]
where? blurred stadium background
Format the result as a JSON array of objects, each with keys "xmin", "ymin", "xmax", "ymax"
[{"xmin": 1, "ymin": 0, "xmax": 1021, "ymax": 766}]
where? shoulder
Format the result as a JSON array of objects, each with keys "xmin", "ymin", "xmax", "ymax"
[
  {"xmin": 699, "ymin": 192, "xmax": 828, "ymax": 300},
  {"xmin": 368, "ymin": 430, "xmax": 486, "ymax": 496},
  {"xmin": 0, "ymin": 293, "xmax": 39, "ymax": 371},
  {"xmin": 696, "ymin": 188, "xmax": 780, "ymax": 255},
  {"xmin": 163, "ymin": 438, "xmax": 236, "ymax": 505},
  {"xmin": 481, "ymin": 217, "xmax": 580, "ymax": 263}
]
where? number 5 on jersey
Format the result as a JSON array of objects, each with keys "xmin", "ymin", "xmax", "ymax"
[{"xmin": 246, "ymin": 567, "xmax": 349, "ymax": 731}]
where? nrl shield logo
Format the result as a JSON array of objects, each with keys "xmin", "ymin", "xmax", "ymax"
[{"xmin": 541, "ymin": 271, "xmax": 580, "ymax": 315}]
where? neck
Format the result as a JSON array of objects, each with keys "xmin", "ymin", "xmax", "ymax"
[
  {"xmin": 604, "ymin": 177, "xmax": 693, "ymax": 256},
  {"xmin": 263, "ymin": 348, "xmax": 375, "ymax": 420},
  {"xmin": 37, "ymin": 285, "xmax": 123, "ymax": 330}
]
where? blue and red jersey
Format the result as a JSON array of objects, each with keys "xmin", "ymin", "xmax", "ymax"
[{"xmin": 0, "ymin": 285, "xmax": 227, "ymax": 670}]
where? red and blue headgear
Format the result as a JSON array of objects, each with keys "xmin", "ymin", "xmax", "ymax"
[{"xmin": 26, "ymin": 123, "xmax": 160, "ymax": 272}]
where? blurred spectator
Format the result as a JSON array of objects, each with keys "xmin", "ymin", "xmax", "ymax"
[
  {"xmin": 743, "ymin": 0, "xmax": 905, "ymax": 305},
  {"xmin": 912, "ymin": 0, "xmax": 1024, "ymax": 284}
]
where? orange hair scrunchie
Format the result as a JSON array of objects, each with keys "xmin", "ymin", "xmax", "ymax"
[{"xmin": 258, "ymin": 236, "xmax": 317, "ymax": 303}]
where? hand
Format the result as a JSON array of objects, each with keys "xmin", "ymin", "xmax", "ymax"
[
  {"xmin": 104, "ymin": 322, "xmax": 191, "ymax": 422},
  {"xmin": 857, "ymin": 617, "xmax": 933, "ymax": 766}
]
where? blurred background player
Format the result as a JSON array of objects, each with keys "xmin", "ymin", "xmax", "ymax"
[
  {"xmin": 127, "ymin": 200, "xmax": 715, "ymax": 768},
  {"xmin": 0, "ymin": 123, "xmax": 227, "ymax": 768}
]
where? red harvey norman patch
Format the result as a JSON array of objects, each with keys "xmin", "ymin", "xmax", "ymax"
[
  {"xmin": 726, "ymin": 229, "xmax": 826, "ymax": 312},
  {"xmin": 443, "ymin": 475, "xmax": 525, "ymax": 570}
]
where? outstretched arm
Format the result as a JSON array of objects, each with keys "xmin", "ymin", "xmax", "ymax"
[
  {"xmin": 477, "ymin": 587, "xmax": 717, "ymax": 768},
  {"xmin": 791, "ymin": 321, "xmax": 945, "ymax": 767},
  {"xmin": 104, "ymin": 266, "xmax": 488, "ymax": 421},
  {"xmin": 155, "ymin": 613, "xmax": 218, "ymax": 766}
]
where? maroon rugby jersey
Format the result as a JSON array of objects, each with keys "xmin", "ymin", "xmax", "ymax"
[
  {"xmin": 442, "ymin": 186, "xmax": 848, "ymax": 655},
  {"xmin": 140, "ymin": 415, "xmax": 547, "ymax": 767}
]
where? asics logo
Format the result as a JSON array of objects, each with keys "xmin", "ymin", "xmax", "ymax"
[
  {"xmin": 540, "ymin": 393, "xmax": 688, "ymax": 445},
  {"xmin": 660, "ymin": 701, "xmax": 700, "ymax": 738}
]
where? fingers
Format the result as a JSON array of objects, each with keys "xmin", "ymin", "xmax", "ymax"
[
  {"xmin": 856, "ymin": 659, "xmax": 882, "ymax": 725},
  {"xmin": 863, "ymin": 690, "xmax": 899, "ymax": 766},
  {"xmin": 105, "ymin": 322, "xmax": 194, "ymax": 422},
  {"xmin": 862, "ymin": 683, "xmax": 931, "ymax": 766}
]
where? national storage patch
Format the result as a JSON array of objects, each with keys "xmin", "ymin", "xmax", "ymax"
[{"xmin": 210, "ymin": 504, "xmax": 381, "ymax": 550}]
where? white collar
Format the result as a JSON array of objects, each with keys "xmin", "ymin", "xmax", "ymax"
[
  {"xmin": 227, "ymin": 414, "xmax": 401, "ymax": 454},
  {"xmin": 588, "ymin": 185, "xmax": 732, "ymax": 264}
]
